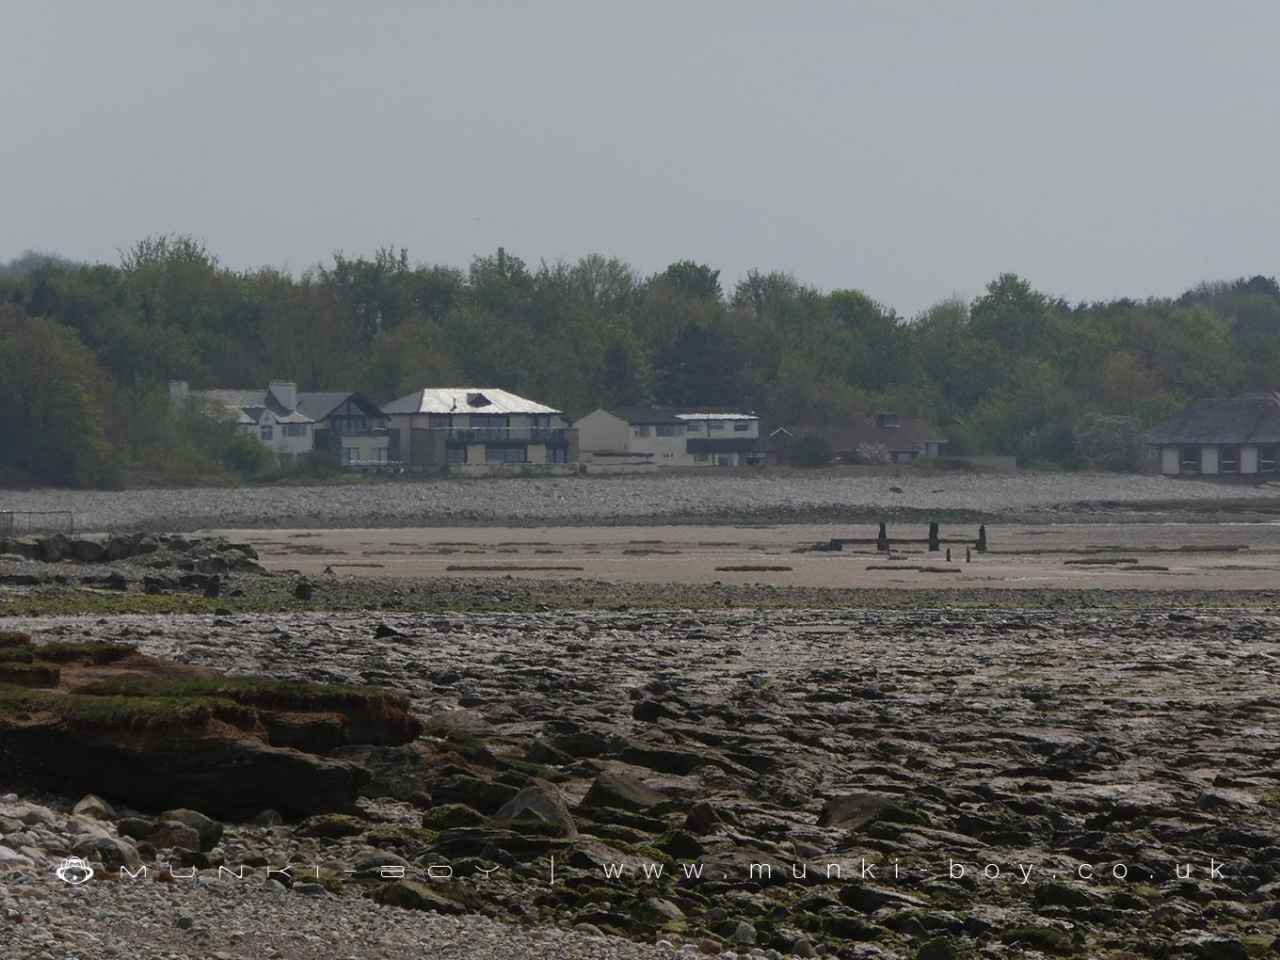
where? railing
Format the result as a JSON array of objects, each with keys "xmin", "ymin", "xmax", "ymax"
[{"xmin": 0, "ymin": 510, "xmax": 76, "ymax": 537}]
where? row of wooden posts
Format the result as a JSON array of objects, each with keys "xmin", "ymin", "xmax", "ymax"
[{"xmin": 827, "ymin": 522, "xmax": 988, "ymax": 553}]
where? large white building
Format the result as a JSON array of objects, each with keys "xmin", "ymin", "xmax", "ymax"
[
  {"xmin": 381, "ymin": 387, "xmax": 577, "ymax": 474},
  {"xmin": 574, "ymin": 406, "xmax": 762, "ymax": 467}
]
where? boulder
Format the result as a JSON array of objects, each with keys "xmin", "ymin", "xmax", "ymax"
[
  {"xmin": 493, "ymin": 780, "xmax": 578, "ymax": 838},
  {"xmin": 374, "ymin": 880, "xmax": 467, "ymax": 914},
  {"xmin": 70, "ymin": 539, "xmax": 107, "ymax": 563},
  {"xmin": 37, "ymin": 534, "xmax": 72, "ymax": 563},
  {"xmin": 818, "ymin": 792, "xmax": 895, "ymax": 829},
  {"xmin": 72, "ymin": 794, "xmax": 116, "ymax": 820},
  {"xmin": 159, "ymin": 809, "xmax": 223, "ymax": 850},
  {"xmin": 580, "ymin": 769, "xmax": 666, "ymax": 811}
]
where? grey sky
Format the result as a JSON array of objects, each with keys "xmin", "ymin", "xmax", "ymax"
[{"xmin": 6, "ymin": 0, "xmax": 1279, "ymax": 315}]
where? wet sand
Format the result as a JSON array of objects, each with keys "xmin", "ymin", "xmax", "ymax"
[{"xmin": 209, "ymin": 522, "xmax": 1280, "ymax": 591}]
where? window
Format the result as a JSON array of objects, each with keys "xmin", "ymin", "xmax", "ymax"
[
  {"xmin": 684, "ymin": 422, "xmax": 701, "ymax": 434},
  {"xmin": 733, "ymin": 422, "xmax": 751, "ymax": 432},
  {"xmin": 376, "ymin": 447, "xmax": 387, "ymax": 463},
  {"xmin": 1180, "ymin": 447, "xmax": 1200, "ymax": 473},
  {"xmin": 656, "ymin": 424, "xmax": 681, "ymax": 437},
  {"xmin": 447, "ymin": 446, "xmax": 467, "ymax": 464},
  {"xmin": 693, "ymin": 453, "xmax": 709, "ymax": 463},
  {"xmin": 1219, "ymin": 446, "xmax": 1240, "ymax": 474},
  {"xmin": 335, "ymin": 416, "xmax": 368, "ymax": 434},
  {"xmin": 343, "ymin": 447, "xmax": 357, "ymax": 464},
  {"xmin": 1261, "ymin": 446, "xmax": 1278, "ymax": 473},
  {"xmin": 550, "ymin": 447, "xmax": 568, "ymax": 464},
  {"xmin": 429, "ymin": 414, "xmax": 452, "ymax": 429},
  {"xmin": 708, "ymin": 421, "xmax": 725, "ymax": 432},
  {"xmin": 284, "ymin": 423, "xmax": 307, "ymax": 437},
  {"xmin": 634, "ymin": 425, "xmax": 651, "ymax": 437},
  {"xmin": 260, "ymin": 425, "xmax": 274, "ymax": 441},
  {"xmin": 486, "ymin": 446, "xmax": 526, "ymax": 464}
]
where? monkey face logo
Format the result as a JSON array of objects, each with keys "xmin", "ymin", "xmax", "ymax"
[{"xmin": 55, "ymin": 857, "xmax": 95, "ymax": 885}]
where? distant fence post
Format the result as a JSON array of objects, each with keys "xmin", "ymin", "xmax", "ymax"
[
  {"xmin": 976, "ymin": 525, "xmax": 988, "ymax": 553},
  {"xmin": 876, "ymin": 521, "xmax": 889, "ymax": 553},
  {"xmin": 927, "ymin": 522, "xmax": 940, "ymax": 552}
]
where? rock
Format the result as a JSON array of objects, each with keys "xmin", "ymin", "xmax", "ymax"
[
  {"xmin": 632, "ymin": 700, "xmax": 667, "ymax": 722},
  {"xmin": 580, "ymin": 769, "xmax": 666, "ymax": 811},
  {"xmin": 685, "ymin": 800, "xmax": 724, "ymax": 835},
  {"xmin": 422, "ymin": 804, "xmax": 487, "ymax": 829},
  {"xmin": 299, "ymin": 814, "xmax": 365, "ymax": 838},
  {"xmin": 252, "ymin": 809, "xmax": 283, "ymax": 827},
  {"xmin": 644, "ymin": 897, "xmax": 685, "ymax": 921},
  {"xmin": 293, "ymin": 579, "xmax": 314, "ymax": 601},
  {"xmin": 1173, "ymin": 932, "xmax": 1248, "ymax": 960},
  {"xmin": 373, "ymin": 880, "xmax": 467, "ymax": 915},
  {"xmin": 159, "ymin": 809, "xmax": 223, "ymax": 850},
  {"xmin": 147, "ymin": 821, "xmax": 202, "ymax": 852},
  {"xmin": 1034, "ymin": 880, "xmax": 1103, "ymax": 910},
  {"xmin": 71, "ymin": 835, "xmax": 140, "ymax": 869},
  {"xmin": 917, "ymin": 938, "xmax": 960, "ymax": 960},
  {"xmin": 72, "ymin": 794, "xmax": 116, "ymax": 820},
  {"xmin": 70, "ymin": 538, "xmax": 107, "ymax": 563},
  {"xmin": 293, "ymin": 882, "xmax": 328, "ymax": 897},
  {"xmin": 37, "ymin": 534, "xmax": 72, "ymax": 563},
  {"xmin": 430, "ymin": 775, "xmax": 519, "ymax": 814},
  {"xmin": 0, "ymin": 845, "xmax": 33, "ymax": 868},
  {"xmin": 0, "ymin": 725, "xmax": 370, "ymax": 819},
  {"xmin": 493, "ymin": 780, "xmax": 578, "ymax": 838},
  {"xmin": 818, "ymin": 792, "xmax": 894, "ymax": 829},
  {"xmin": 116, "ymin": 817, "xmax": 157, "ymax": 840},
  {"xmin": 373, "ymin": 623, "xmax": 403, "ymax": 639}
]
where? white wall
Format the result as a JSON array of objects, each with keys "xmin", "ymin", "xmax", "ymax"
[
  {"xmin": 1201, "ymin": 446, "xmax": 1219, "ymax": 475},
  {"xmin": 339, "ymin": 433, "xmax": 390, "ymax": 466},
  {"xmin": 1161, "ymin": 447, "xmax": 1180, "ymax": 475},
  {"xmin": 254, "ymin": 412, "xmax": 313, "ymax": 458},
  {"xmin": 1242, "ymin": 446, "xmax": 1259, "ymax": 474},
  {"xmin": 574, "ymin": 410, "xmax": 630, "ymax": 454}
]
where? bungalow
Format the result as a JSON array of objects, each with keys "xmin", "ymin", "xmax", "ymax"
[
  {"xmin": 169, "ymin": 380, "xmax": 314, "ymax": 464},
  {"xmin": 772, "ymin": 414, "xmax": 948, "ymax": 465},
  {"xmin": 574, "ymin": 407, "xmax": 763, "ymax": 467},
  {"xmin": 1144, "ymin": 392, "xmax": 1280, "ymax": 477},
  {"xmin": 381, "ymin": 387, "xmax": 577, "ymax": 472},
  {"xmin": 295, "ymin": 392, "xmax": 392, "ymax": 469}
]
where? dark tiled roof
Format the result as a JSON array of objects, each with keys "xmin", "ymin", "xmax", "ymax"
[{"xmin": 1144, "ymin": 393, "xmax": 1280, "ymax": 444}]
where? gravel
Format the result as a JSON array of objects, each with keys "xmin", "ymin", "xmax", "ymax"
[
  {"xmin": 3, "ymin": 471, "xmax": 1276, "ymax": 533},
  {"xmin": 4, "ymin": 866, "xmax": 712, "ymax": 960}
]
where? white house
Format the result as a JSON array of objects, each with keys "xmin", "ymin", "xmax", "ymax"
[
  {"xmin": 1145, "ymin": 392, "xmax": 1280, "ymax": 477},
  {"xmin": 381, "ymin": 387, "xmax": 577, "ymax": 473},
  {"xmin": 170, "ymin": 380, "xmax": 314, "ymax": 464},
  {"xmin": 574, "ymin": 406, "xmax": 762, "ymax": 467},
  {"xmin": 296, "ymin": 392, "xmax": 392, "ymax": 469}
]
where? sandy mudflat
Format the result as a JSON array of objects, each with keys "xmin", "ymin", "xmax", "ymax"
[{"xmin": 214, "ymin": 521, "xmax": 1280, "ymax": 591}]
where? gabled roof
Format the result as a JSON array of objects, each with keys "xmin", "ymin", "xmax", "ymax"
[
  {"xmin": 381, "ymin": 387, "xmax": 561, "ymax": 416},
  {"xmin": 296, "ymin": 391, "xmax": 383, "ymax": 422},
  {"xmin": 1144, "ymin": 393, "xmax": 1280, "ymax": 444},
  {"xmin": 191, "ymin": 387, "xmax": 313, "ymax": 424}
]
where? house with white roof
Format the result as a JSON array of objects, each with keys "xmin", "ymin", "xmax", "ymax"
[
  {"xmin": 381, "ymin": 387, "xmax": 577, "ymax": 473},
  {"xmin": 169, "ymin": 380, "xmax": 315, "ymax": 464},
  {"xmin": 573, "ymin": 406, "xmax": 762, "ymax": 467}
]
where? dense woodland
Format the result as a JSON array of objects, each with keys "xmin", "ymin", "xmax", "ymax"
[{"xmin": 2, "ymin": 236, "xmax": 1278, "ymax": 487}]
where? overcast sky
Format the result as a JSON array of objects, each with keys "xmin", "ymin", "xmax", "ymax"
[{"xmin": 6, "ymin": 0, "xmax": 1279, "ymax": 315}]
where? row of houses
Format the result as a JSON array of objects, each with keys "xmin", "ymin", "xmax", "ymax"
[{"xmin": 169, "ymin": 380, "xmax": 950, "ymax": 473}]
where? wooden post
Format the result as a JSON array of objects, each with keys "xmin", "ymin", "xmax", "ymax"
[
  {"xmin": 928, "ymin": 522, "xmax": 940, "ymax": 552},
  {"xmin": 876, "ymin": 522, "xmax": 889, "ymax": 553},
  {"xmin": 977, "ymin": 525, "xmax": 988, "ymax": 553},
  {"xmin": 966, "ymin": 547, "xmax": 971, "ymax": 563},
  {"xmin": 946, "ymin": 548, "xmax": 951, "ymax": 562}
]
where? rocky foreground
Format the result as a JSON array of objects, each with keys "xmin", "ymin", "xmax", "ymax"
[
  {"xmin": 2, "ymin": 605, "xmax": 1278, "ymax": 959},
  {"xmin": 6, "ymin": 470, "xmax": 1280, "ymax": 531}
]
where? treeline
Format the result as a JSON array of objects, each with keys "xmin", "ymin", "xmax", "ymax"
[{"xmin": 2, "ymin": 235, "xmax": 1278, "ymax": 486}]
